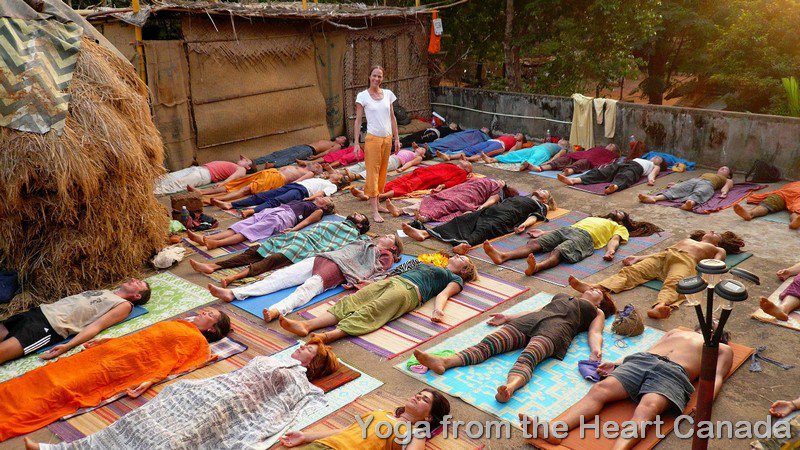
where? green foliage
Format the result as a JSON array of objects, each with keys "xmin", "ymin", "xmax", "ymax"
[{"xmin": 783, "ymin": 77, "xmax": 800, "ymax": 117}]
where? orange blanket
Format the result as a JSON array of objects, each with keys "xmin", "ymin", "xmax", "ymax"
[
  {"xmin": 747, "ymin": 181, "xmax": 800, "ymax": 213},
  {"xmin": 224, "ymin": 168, "xmax": 286, "ymax": 193},
  {"xmin": 0, "ymin": 320, "xmax": 210, "ymax": 440}
]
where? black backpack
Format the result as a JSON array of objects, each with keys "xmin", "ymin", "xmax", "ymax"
[
  {"xmin": 745, "ymin": 159, "xmax": 782, "ymax": 183},
  {"xmin": 393, "ymin": 104, "xmax": 411, "ymax": 126}
]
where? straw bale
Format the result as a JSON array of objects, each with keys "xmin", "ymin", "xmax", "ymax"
[{"xmin": 0, "ymin": 37, "xmax": 169, "ymax": 317}]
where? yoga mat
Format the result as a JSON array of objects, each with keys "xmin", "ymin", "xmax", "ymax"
[
  {"xmin": 757, "ymin": 210, "xmax": 792, "ymax": 224},
  {"xmin": 230, "ymin": 255, "xmax": 417, "ymax": 320},
  {"xmin": 49, "ymin": 304, "xmax": 300, "ymax": 442},
  {"xmin": 751, "ymin": 277, "xmax": 800, "ymax": 331},
  {"xmin": 566, "ymin": 170, "xmax": 672, "ymax": 196},
  {"xmin": 184, "ymin": 214, "xmax": 346, "ymax": 260},
  {"xmin": 0, "ymin": 272, "xmax": 214, "ymax": 384},
  {"xmin": 468, "ymin": 211, "xmax": 672, "ymax": 286},
  {"xmin": 528, "ymin": 170, "xmax": 580, "ymax": 180},
  {"xmin": 37, "ymin": 305, "xmax": 149, "ymax": 354},
  {"xmin": 653, "ymin": 182, "xmax": 765, "ymax": 214},
  {"xmin": 273, "ymin": 391, "xmax": 484, "ymax": 450},
  {"xmin": 642, "ymin": 252, "xmax": 753, "ymax": 290},
  {"xmin": 205, "ymin": 266, "xmax": 267, "ymax": 286},
  {"xmin": 301, "ymin": 271, "xmax": 530, "ymax": 359},
  {"xmin": 395, "ymin": 293, "xmax": 666, "ymax": 428},
  {"xmin": 530, "ymin": 334, "xmax": 753, "ymax": 450}
]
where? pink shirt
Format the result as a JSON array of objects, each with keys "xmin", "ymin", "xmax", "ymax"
[
  {"xmin": 203, "ymin": 161, "xmax": 239, "ymax": 182},
  {"xmin": 396, "ymin": 149, "xmax": 417, "ymax": 165}
]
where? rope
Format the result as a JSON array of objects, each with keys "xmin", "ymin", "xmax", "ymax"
[{"xmin": 429, "ymin": 102, "xmax": 573, "ymax": 125}]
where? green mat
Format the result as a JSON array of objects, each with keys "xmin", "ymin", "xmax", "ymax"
[
  {"xmin": 643, "ymin": 252, "xmax": 753, "ymax": 290},
  {"xmin": 0, "ymin": 272, "xmax": 214, "ymax": 384}
]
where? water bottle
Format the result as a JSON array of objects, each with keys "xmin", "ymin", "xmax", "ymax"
[
  {"xmin": 545, "ymin": 129, "xmax": 551, "ymax": 142},
  {"xmin": 629, "ymin": 135, "xmax": 636, "ymax": 143},
  {"xmin": 180, "ymin": 206, "xmax": 190, "ymax": 228}
]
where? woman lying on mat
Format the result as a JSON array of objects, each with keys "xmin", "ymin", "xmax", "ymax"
[
  {"xmin": 189, "ymin": 214, "xmax": 371, "ymax": 287},
  {"xmin": 207, "ymin": 235, "xmax": 402, "ymax": 322},
  {"xmin": 759, "ymin": 261, "xmax": 800, "ymax": 321},
  {"xmin": 1, "ymin": 308, "xmax": 231, "ymax": 441},
  {"xmin": 26, "ymin": 338, "xmax": 338, "ymax": 450},
  {"xmin": 557, "ymin": 155, "xmax": 667, "ymax": 195},
  {"xmin": 188, "ymin": 165, "xmax": 315, "ymax": 203},
  {"xmin": 435, "ymin": 132, "xmax": 525, "ymax": 161},
  {"xmin": 415, "ymin": 288, "xmax": 615, "ymax": 403},
  {"xmin": 385, "ymin": 178, "xmax": 519, "ymax": 223},
  {"xmin": 280, "ymin": 389, "xmax": 451, "ymax": 450},
  {"xmin": 482, "ymin": 211, "xmax": 662, "ymax": 276},
  {"xmin": 402, "ymin": 190, "xmax": 555, "ymax": 255},
  {"xmin": 186, "ymin": 198, "xmax": 335, "ymax": 250},
  {"xmin": 400, "ymin": 122, "xmax": 462, "ymax": 149},
  {"xmin": 638, "ymin": 165, "xmax": 734, "ymax": 211},
  {"xmin": 479, "ymin": 139, "xmax": 570, "ymax": 169},
  {"xmin": 735, "ymin": 180, "xmax": 800, "ymax": 229},
  {"xmin": 530, "ymin": 143, "xmax": 619, "ymax": 175},
  {"xmin": 349, "ymin": 160, "xmax": 473, "ymax": 202},
  {"xmin": 211, "ymin": 175, "xmax": 346, "ymax": 217},
  {"xmin": 279, "ymin": 256, "xmax": 477, "ymax": 343},
  {"xmin": 340, "ymin": 146, "xmax": 429, "ymax": 181}
]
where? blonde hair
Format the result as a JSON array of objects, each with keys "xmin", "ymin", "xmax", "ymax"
[{"xmin": 459, "ymin": 259, "xmax": 478, "ymax": 283}]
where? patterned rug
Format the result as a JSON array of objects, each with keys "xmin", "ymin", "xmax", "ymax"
[
  {"xmin": 751, "ymin": 277, "xmax": 800, "ymax": 331},
  {"xmin": 567, "ymin": 170, "xmax": 672, "ymax": 195},
  {"xmin": 300, "ymin": 272, "xmax": 529, "ymax": 359},
  {"xmin": 272, "ymin": 391, "xmax": 484, "ymax": 450},
  {"xmin": 204, "ymin": 266, "xmax": 268, "ymax": 286},
  {"xmin": 394, "ymin": 293, "xmax": 666, "ymax": 427},
  {"xmin": 48, "ymin": 304, "xmax": 298, "ymax": 441},
  {"xmin": 654, "ymin": 182, "xmax": 765, "ymax": 214},
  {"xmin": 0, "ymin": 272, "xmax": 214, "ymax": 384},
  {"xmin": 468, "ymin": 211, "xmax": 672, "ymax": 286}
]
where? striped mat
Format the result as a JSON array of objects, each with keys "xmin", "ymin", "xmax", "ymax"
[
  {"xmin": 48, "ymin": 304, "xmax": 297, "ymax": 441},
  {"xmin": 300, "ymin": 272, "xmax": 529, "ymax": 359},
  {"xmin": 273, "ymin": 391, "xmax": 484, "ymax": 450},
  {"xmin": 468, "ymin": 211, "xmax": 672, "ymax": 286}
]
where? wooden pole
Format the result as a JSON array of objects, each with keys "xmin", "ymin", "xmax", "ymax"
[{"xmin": 131, "ymin": 0, "xmax": 146, "ymax": 83}]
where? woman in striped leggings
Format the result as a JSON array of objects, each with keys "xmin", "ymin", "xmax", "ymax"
[{"xmin": 413, "ymin": 289, "xmax": 615, "ymax": 403}]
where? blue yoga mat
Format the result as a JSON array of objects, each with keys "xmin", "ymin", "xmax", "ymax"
[
  {"xmin": 232, "ymin": 254, "xmax": 417, "ymax": 319},
  {"xmin": 757, "ymin": 210, "xmax": 792, "ymax": 224},
  {"xmin": 38, "ymin": 305, "xmax": 149, "ymax": 353},
  {"xmin": 527, "ymin": 170, "xmax": 579, "ymax": 180}
]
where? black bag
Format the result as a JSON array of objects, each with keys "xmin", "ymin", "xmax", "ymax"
[
  {"xmin": 393, "ymin": 104, "xmax": 411, "ymax": 126},
  {"xmin": 0, "ymin": 271, "xmax": 19, "ymax": 304},
  {"xmin": 745, "ymin": 159, "xmax": 782, "ymax": 183},
  {"xmin": 187, "ymin": 212, "xmax": 218, "ymax": 231}
]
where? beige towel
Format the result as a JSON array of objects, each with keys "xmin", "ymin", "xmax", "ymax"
[
  {"xmin": 569, "ymin": 93, "xmax": 594, "ymax": 148},
  {"xmin": 593, "ymin": 98, "xmax": 618, "ymax": 139}
]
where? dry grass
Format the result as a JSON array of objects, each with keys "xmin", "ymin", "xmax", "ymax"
[{"xmin": 0, "ymin": 37, "xmax": 169, "ymax": 317}]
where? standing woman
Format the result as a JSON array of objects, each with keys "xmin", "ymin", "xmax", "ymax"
[{"xmin": 353, "ymin": 66, "xmax": 401, "ymax": 223}]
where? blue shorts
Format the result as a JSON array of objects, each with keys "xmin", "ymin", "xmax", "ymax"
[{"xmin": 610, "ymin": 352, "xmax": 694, "ymax": 413}]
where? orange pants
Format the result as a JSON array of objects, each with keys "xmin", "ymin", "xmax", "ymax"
[{"xmin": 363, "ymin": 133, "xmax": 392, "ymax": 197}]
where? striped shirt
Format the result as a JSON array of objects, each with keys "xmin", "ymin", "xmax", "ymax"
[{"xmin": 256, "ymin": 220, "xmax": 366, "ymax": 262}]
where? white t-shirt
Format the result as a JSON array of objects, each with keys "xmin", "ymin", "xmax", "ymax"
[
  {"xmin": 356, "ymin": 89, "xmax": 397, "ymax": 137},
  {"xmin": 298, "ymin": 178, "xmax": 337, "ymax": 196},
  {"xmin": 633, "ymin": 158, "xmax": 655, "ymax": 176}
]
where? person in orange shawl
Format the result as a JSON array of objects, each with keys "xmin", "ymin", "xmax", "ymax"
[
  {"xmin": 0, "ymin": 307, "xmax": 231, "ymax": 441},
  {"xmin": 189, "ymin": 166, "xmax": 315, "ymax": 203},
  {"xmin": 735, "ymin": 180, "xmax": 800, "ymax": 229}
]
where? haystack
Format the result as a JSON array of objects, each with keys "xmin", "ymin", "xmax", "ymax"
[{"xmin": 0, "ymin": 37, "xmax": 169, "ymax": 316}]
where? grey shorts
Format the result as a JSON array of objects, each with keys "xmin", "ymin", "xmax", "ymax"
[
  {"xmin": 534, "ymin": 227, "xmax": 595, "ymax": 263},
  {"xmin": 661, "ymin": 179, "xmax": 715, "ymax": 204},
  {"xmin": 610, "ymin": 352, "xmax": 695, "ymax": 413}
]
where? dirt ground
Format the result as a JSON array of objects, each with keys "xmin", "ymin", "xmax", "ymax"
[{"xmin": 6, "ymin": 162, "xmax": 799, "ymax": 450}]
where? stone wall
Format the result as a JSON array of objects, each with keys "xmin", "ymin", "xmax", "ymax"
[{"xmin": 431, "ymin": 86, "xmax": 800, "ymax": 179}]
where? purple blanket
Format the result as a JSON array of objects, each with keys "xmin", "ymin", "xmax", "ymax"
[
  {"xmin": 655, "ymin": 182, "xmax": 766, "ymax": 214},
  {"xmin": 427, "ymin": 129, "xmax": 489, "ymax": 153},
  {"xmin": 567, "ymin": 170, "xmax": 672, "ymax": 195}
]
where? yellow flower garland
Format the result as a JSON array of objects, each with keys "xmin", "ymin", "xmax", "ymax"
[{"xmin": 418, "ymin": 252, "xmax": 449, "ymax": 267}]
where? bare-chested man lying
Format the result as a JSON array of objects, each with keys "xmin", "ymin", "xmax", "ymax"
[
  {"xmin": 568, "ymin": 230, "xmax": 744, "ymax": 319},
  {"xmin": 520, "ymin": 327, "xmax": 733, "ymax": 450}
]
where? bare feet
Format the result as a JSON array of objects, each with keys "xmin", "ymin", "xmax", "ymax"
[
  {"xmin": 372, "ymin": 212, "xmax": 384, "ymax": 223},
  {"xmin": 413, "ymin": 210, "xmax": 429, "ymax": 223},
  {"xmin": 386, "ymin": 199, "xmax": 401, "ymax": 217},
  {"xmin": 23, "ymin": 438, "xmax": 40, "ymax": 450},
  {"xmin": 263, "ymin": 308, "xmax": 280, "ymax": 322},
  {"xmin": 205, "ymin": 239, "xmax": 220, "ymax": 250},
  {"xmin": 495, "ymin": 385, "xmax": 514, "ymax": 403},
  {"xmin": 520, "ymin": 162, "xmax": 533, "ymax": 172},
  {"xmin": 241, "ymin": 209, "xmax": 255, "ymax": 219},
  {"xmin": 263, "ymin": 162, "xmax": 275, "ymax": 169},
  {"xmin": 453, "ymin": 243, "xmax": 471, "ymax": 255},
  {"xmin": 791, "ymin": 214, "xmax": 800, "ymax": 230},
  {"xmin": 647, "ymin": 304, "xmax": 672, "ymax": 319},
  {"xmin": 563, "ymin": 168, "xmax": 575, "ymax": 176},
  {"xmin": 529, "ymin": 164, "xmax": 543, "ymax": 172},
  {"xmin": 279, "ymin": 316, "xmax": 309, "ymax": 337},
  {"xmin": 760, "ymin": 297, "xmax": 789, "ymax": 321},
  {"xmin": 604, "ymin": 184, "xmax": 619, "ymax": 195},
  {"xmin": 295, "ymin": 159, "xmax": 308, "ymax": 166},
  {"xmin": 412, "ymin": 142, "xmax": 420, "ymax": 150},
  {"xmin": 413, "ymin": 349, "xmax": 447, "ymax": 375},
  {"xmin": 568, "ymin": 275, "xmax": 592, "ymax": 293},
  {"xmin": 479, "ymin": 153, "xmax": 494, "ymax": 163},
  {"xmin": 321, "ymin": 163, "xmax": 334, "ymax": 173},
  {"xmin": 350, "ymin": 186, "xmax": 368, "ymax": 200},
  {"xmin": 189, "ymin": 259, "xmax": 217, "ymax": 274},
  {"xmin": 208, "ymin": 284, "xmax": 235, "ymax": 302},
  {"xmin": 524, "ymin": 254, "xmax": 539, "ymax": 276},
  {"xmin": 436, "ymin": 150, "xmax": 451, "ymax": 161},
  {"xmin": 638, "ymin": 193, "xmax": 656, "ymax": 204},
  {"xmin": 482, "ymin": 240, "xmax": 507, "ymax": 264},
  {"xmin": 519, "ymin": 413, "xmax": 562, "ymax": 445},
  {"xmin": 402, "ymin": 223, "xmax": 428, "ymax": 241},
  {"xmin": 557, "ymin": 173, "xmax": 576, "ymax": 185},
  {"xmin": 187, "ymin": 185, "xmax": 199, "ymax": 193},
  {"xmin": 186, "ymin": 229, "xmax": 206, "ymax": 246},
  {"xmin": 211, "ymin": 198, "xmax": 233, "ymax": 210},
  {"xmin": 377, "ymin": 203, "xmax": 390, "ymax": 214},
  {"xmin": 680, "ymin": 200, "xmax": 696, "ymax": 211},
  {"xmin": 733, "ymin": 204, "xmax": 752, "ymax": 221}
]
